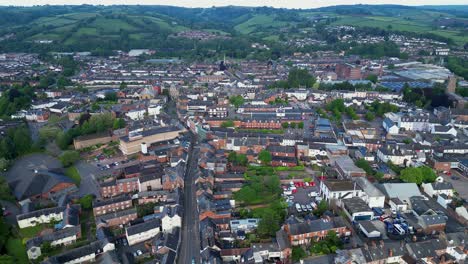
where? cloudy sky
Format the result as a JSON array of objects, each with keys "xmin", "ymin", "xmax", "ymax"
[{"xmin": 1, "ymin": 0, "xmax": 466, "ymax": 8}]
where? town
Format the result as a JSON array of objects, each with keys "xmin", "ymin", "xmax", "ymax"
[{"xmin": 0, "ymin": 4, "xmax": 467, "ymax": 264}]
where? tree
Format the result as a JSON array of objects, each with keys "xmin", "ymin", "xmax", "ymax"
[
  {"xmin": 41, "ymin": 241, "xmax": 53, "ymax": 255},
  {"xmin": 221, "ymin": 120, "xmax": 235, "ymax": 128},
  {"xmin": 104, "ymin": 91, "xmax": 117, "ymax": 101},
  {"xmin": 119, "ymin": 82, "xmax": 128, "ymax": 90},
  {"xmin": 113, "ymin": 118, "xmax": 126, "ymax": 129},
  {"xmin": 365, "ymin": 112, "xmax": 375, "ymax": 121},
  {"xmin": 258, "ymin": 150, "xmax": 272, "ymax": 165},
  {"xmin": 313, "ymin": 200, "xmax": 328, "ymax": 216},
  {"xmin": 257, "ymin": 208, "xmax": 280, "ymax": 237},
  {"xmin": 298, "ymin": 122, "xmax": 304, "ymax": 129},
  {"xmin": 229, "ymin": 95, "xmax": 244, "ymax": 108},
  {"xmin": 400, "ymin": 167, "xmax": 423, "ymax": 184},
  {"xmin": 59, "ymin": 150, "xmax": 80, "ymax": 167},
  {"xmin": 281, "ymin": 122, "xmax": 289, "ymax": 129},
  {"xmin": 366, "ymin": 74, "xmax": 378, "ymax": 83},
  {"xmin": 0, "ymin": 255, "xmax": 14, "ymax": 264},
  {"xmin": 292, "ymin": 246, "xmax": 306, "ymax": 262},
  {"xmin": 78, "ymin": 194, "xmax": 94, "ymax": 211}
]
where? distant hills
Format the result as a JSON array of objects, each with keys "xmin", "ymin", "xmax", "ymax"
[{"xmin": 0, "ymin": 4, "xmax": 466, "ymax": 53}]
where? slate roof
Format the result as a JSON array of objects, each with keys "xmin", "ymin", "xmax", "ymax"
[
  {"xmin": 93, "ymin": 195, "xmax": 131, "ymax": 208},
  {"xmin": 287, "ymin": 217, "xmax": 346, "ymax": 235},
  {"xmin": 10, "ymin": 169, "xmax": 75, "ymax": 200},
  {"xmin": 26, "ymin": 225, "xmax": 81, "ymax": 249},
  {"xmin": 126, "ymin": 218, "xmax": 161, "ymax": 236},
  {"xmin": 44, "ymin": 241, "xmax": 103, "ymax": 264}
]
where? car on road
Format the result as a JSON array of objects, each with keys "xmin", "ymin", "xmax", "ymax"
[{"xmin": 451, "ymin": 176, "xmax": 460, "ymax": 180}]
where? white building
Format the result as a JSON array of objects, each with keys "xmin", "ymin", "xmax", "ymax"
[
  {"xmin": 126, "ymin": 218, "xmax": 161, "ymax": 246},
  {"xmin": 17, "ymin": 206, "xmax": 67, "ymax": 229},
  {"xmin": 422, "ymin": 177, "xmax": 454, "ymax": 197},
  {"xmin": 126, "ymin": 109, "xmax": 146, "ymax": 120}
]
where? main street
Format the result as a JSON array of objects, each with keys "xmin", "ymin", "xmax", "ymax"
[{"xmin": 178, "ymin": 135, "xmax": 201, "ymax": 264}]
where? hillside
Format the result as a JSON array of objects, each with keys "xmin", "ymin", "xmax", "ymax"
[{"xmin": 0, "ymin": 5, "xmax": 466, "ymax": 53}]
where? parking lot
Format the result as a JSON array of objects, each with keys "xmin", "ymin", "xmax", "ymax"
[{"xmin": 283, "ymin": 181, "xmax": 320, "ymax": 215}]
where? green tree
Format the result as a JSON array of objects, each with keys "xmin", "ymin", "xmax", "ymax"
[
  {"xmin": 229, "ymin": 95, "xmax": 244, "ymax": 108},
  {"xmin": 292, "ymin": 246, "xmax": 306, "ymax": 262},
  {"xmin": 113, "ymin": 118, "xmax": 126, "ymax": 129},
  {"xmin": 400, "ymin": 167, "xmax": 423, "ymax": 184},
  {"xmin": 365, "ymin": 112, "xmax": 375, "ymax": 121},
  {"xmin": 258, "ymin": 150, "xmax": 272, "ymax": 165},
  {"xmin": 257, "ymin": 208, "xmax": 280, "ymax": 237},
  {"xmin": 366, "ymin": 74, "xmax": 378, "ymax": 83},
  {"xmin": 41, "ymin": 241, "xmax": 53, "ymax": 255},
  {"xmin": 78, "ymin": 194, "xmax": 94, "ymax": 211},
  {"xmin": 104, "ymin": 91, "xmax": 117, "ymax": 101},
  {"xmin": 313, "ymin": 200, "xmax": 328, "ymax": 216},
  {"xmin": 298, "ymin": 122, "xmax": 304, "ymax": 129},
  {"xmin": 221, "ymin": 120, "xmax": 235, "ymax": 128},
  {"xmin": 59, "ymin": 150, "xmax": 80, "ymax": 167}
]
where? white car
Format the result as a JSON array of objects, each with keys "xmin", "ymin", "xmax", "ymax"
[{"xmin": 306, "ymin": 204, "xmax": 313, "ymax": 211}]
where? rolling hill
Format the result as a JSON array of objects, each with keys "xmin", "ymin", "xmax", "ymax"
[{"xmin": 0, "ymin": 4, "xmax": 466, "ymax": 53}]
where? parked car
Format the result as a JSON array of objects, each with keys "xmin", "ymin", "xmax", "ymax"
[{"xmin": 306, "ymin": 204, "xmax": 312, "ymax": 211}]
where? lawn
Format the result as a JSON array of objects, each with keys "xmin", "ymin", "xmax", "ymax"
[
  {"xmin": 19, "ymin": 224, "xmax": 50, "ymax": 239},
  {"xmin": 6, "ymin": 238, "xmax": 28, "ymax": 263},
  {"xmin": 65, "ymin": 166, "xmax": 81, "ymax": 186}
]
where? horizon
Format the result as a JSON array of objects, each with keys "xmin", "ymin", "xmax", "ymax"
[{"xmin": 0, "ymin": 1, "xmax": 467, "ymax": 9}]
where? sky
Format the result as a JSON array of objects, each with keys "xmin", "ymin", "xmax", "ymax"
[{"xmin": 0, "ymin": 0, "xmax": 467, "ymax": 8}]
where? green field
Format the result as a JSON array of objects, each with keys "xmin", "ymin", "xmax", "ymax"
[{"xmin": 234, "ymin": 14, "xmax": 288, "ymax": 34}]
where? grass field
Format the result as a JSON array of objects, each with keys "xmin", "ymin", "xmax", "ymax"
[
  {"xmin": 19, "ymin": 224, "xmax": 51, "ymax": 239},
  {"xmin": 234, "ymin": 14, "xmax": 288, "ymax": 34},
  {"xmin": 65, "ymin": 166, "xmax": 81, "ymax": 186}
]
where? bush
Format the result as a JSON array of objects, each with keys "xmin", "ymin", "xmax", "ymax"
[{"xmin": 60, "ymin": 151, "xmax": 80, "ymax": 167}]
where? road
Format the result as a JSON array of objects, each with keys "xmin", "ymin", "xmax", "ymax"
[{"xmin": 178, "ymin": 137, "xmax": 201, "ymax": 264}]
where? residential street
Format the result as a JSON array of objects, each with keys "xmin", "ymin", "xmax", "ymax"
[{"xmin": 178, "ymin": 138, "xmax": 200, "ymax": 264}]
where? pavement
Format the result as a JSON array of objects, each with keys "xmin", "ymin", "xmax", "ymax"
[{"xmin": 178, "ymin": 135, "xmax": 200, "ymax": 264}]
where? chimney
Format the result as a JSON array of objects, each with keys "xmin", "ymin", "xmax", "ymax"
[
  {"xmin": 380, "ymin": 240, "xmax": 384, "ymax": 248},
  {"xmin": 388, "ymin": 249, "xmax": 393, "ymax": 257}
]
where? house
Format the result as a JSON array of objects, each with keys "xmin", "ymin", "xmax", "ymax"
[
  {"xmin": 361, "ymin": 240, "xmax": 407, "ymax": 263},
  {"xmin": 445, "ymin": 232, "xmax": 467, "ymax": 262},
  {"xmin": 410, "ymin": 196, "xmax": 447, "ymax": 234},
  {"xmin": 95, "ymin": 208, "xmax": 138, "ymax": 227},
  {"xmin": 17, "ymin": 205, "xmax": 81, "ymax": 229},
  {"xmin": 354, "ymin": 177, "xmax": 385, "ymax": 208},
  {"xmin": 119, "ymin": 126, "xmax": 185, "ymax": 155},
  {"xmin": 405, "ymin": 238, "xmax": 447, "ymax": 263},
  {"xmin": 283, "ymin": 216, "xmax": 350, "ymax": 245},
  {"xmin": 56, "ymin": 204, "xmax": 80, "ymax": 229},
  {"xmin": 154, "ymin": 205, "xmax": 182, "ymax": 233},
  {"xmin": 151, "ymin": 227, "xmax": 180, "ymax": 258},
  {"xmin": 26, "ymin": 225, "xmax": 81, "ymax": 260},
  {"xmin": 138, "ymin": 171, "xmax": 163, "ymax": 192},
  {"xmin": 358, "ymin": 221, "xmax": 381, "ymax": 238},
  {"xmin": 319, "ymin": 179, "xmax": 364, "ymax": 203},
  {"xmin": 126, "ymin": 218, "xmax": 162, "ymax": 246},
  {"xmin": 342, "ymin": 197, "xmax": 374, "ymax": 221},
  {"xmin": 251, "ymin": 243, "xmax": 284, "ymax": 263},
  {"xmin": 335, "ymin": 156, "xmax": 366, "ymax": 178},
  {"xmin": 230, "ymin": 218, "xmax": 259, "ymax": 233},
  {"xmin": 93, "ymin": 195, "xmax": 133, "ymax": 216},
  {"xmin": 9, "ymin": 169, "xmax": 76, "ymax": 203},
  {"xmin": 422, "ymin": 177, "xmax": 454, "ymax": 198},
  {"xmin": 376, "ymin": 183, "xmax": 422, "ymax": 205},
  {"xmin": 389, "ymin": 197, "xmax": 408, "ymax": 212},
  {"xmin": 220, "ymin": 248, "xmax": 252, "ymax": 263},
  {"xmin": 383, "ymin": 118, "xmax": 399, "ymax": 134},
  {"xmin": 43, "ymin": 240, "xmax": 114, "ymax": 264},
  {"xmin": 100, "ymin": 177, "xmax": 139, "ymax": 198},
  {"xmin": 431, "ymin": 125, "xmax": 457, "ymax": 137}
]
